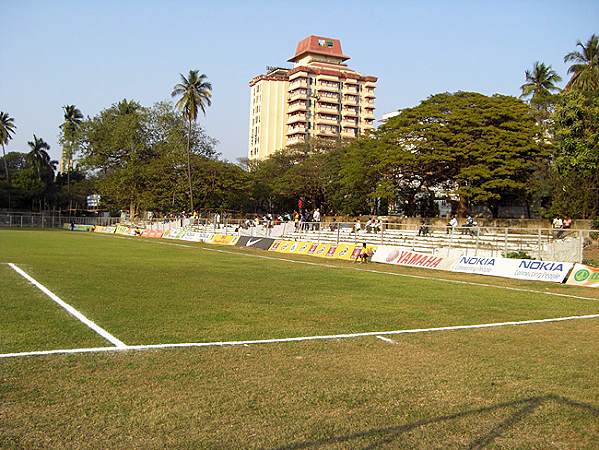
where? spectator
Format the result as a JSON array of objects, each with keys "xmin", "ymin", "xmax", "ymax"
[
  {"xmin": 352, "ymin": 218, "xmax": 362, "ymax": 234},
  {"xmin": 418, "ymin": 220, "xmax": 430, "ymax": 236},
  {"xmin": 312, "ymin": 208, "xmax": 321, "ymax": 231},
  {"xmin": 553, "ymin": 216, "xmax": 564, "ymax": 238},
  {"xmin": 447, "ymin": 216, "xmax": 458, "ymax": 234},
  {"xmin": 563, "ymin": 216, "xmax": 572, "ymax": 229},
  {"xmin": 293, "ymin": 210, "xmax": 300, "ymax": 230},
  {"xmin": 373, "ymin": 218, "xmax": 382, "ymax": 233},
  {"xmin": 329, "ymin": 217, "xmax": 338, "ymax": 232},
  {"xmin": 365, "ymin": 217, "xmax": 373, "ymax": 233}
]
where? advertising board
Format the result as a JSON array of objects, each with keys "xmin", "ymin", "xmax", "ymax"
[
  {"xmin": 566, "ymin": 263, "xmax": 599, "ymax": 288},
  {"xmin": 372, "ymin": 246, "xmax": 456, "ymax": 270},
  {"xmin": 452, "ymin": 256, "xmax": 573, "ymax": 283},
  {"xmin": 235, "ymin": 236, "xmax": 276, "ymax": 250}
]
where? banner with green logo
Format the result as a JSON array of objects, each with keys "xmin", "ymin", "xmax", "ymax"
[{"xmin": 566, "ymin": 263, "xmax": 599, "ymax": 288}]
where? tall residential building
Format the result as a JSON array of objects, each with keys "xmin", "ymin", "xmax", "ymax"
[{"xmin": 248, "ymin": 35, "xmax": 377, "ymax": 161}]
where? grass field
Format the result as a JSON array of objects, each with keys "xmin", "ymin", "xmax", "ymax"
[{"xmin": 1, "ymin": 230, "xmax": 598, "ymax": 448}]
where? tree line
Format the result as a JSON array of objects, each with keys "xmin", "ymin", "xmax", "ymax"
[{"xmin": 0, "ymin": 34, "xmax": 597, "ymax": 219}]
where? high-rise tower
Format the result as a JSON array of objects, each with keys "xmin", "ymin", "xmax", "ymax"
[{"xmin": 248, "ymin": 36, "xmax": 377, "ymax": 161}]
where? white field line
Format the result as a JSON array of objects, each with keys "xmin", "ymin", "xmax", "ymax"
[
  {"xmin": 1, "ymin": 313, "xmax": 598, "ymax": 359},
  {"xmin": 7, "ymin": 263, "xmax": 126, "ymax": 348},
  {"xmin": 376, "ymin": 335, "xmax": 397, "ymax": 344},
  {"xmin": 105, "ymin": 235, "xmax": 599, "ymax": 303}
]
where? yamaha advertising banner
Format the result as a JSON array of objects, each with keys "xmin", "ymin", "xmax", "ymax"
[{"xmin": 236, "ymin": 236, "xmax": 276, "ymax": 250}]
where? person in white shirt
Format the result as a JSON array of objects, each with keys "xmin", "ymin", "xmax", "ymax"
[
  {"xmin": 447, "ymin": 216, "xmax": 458, "ymax": 234},
  {"xmin": 312, "ymin": 208, "xmax": 321, "ymax": 231}
]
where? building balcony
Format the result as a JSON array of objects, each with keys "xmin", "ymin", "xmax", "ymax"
[
  {"xmin": 287, "ymin": 125, "xmax": 306, "ymax": 135},
  {"xmin": 342, "ymin": 108, "xmax": 358, "ymax": 117},
  {"xmin": 288, "ymin": 102, "xmax": 308, "ymax": 113},
  {"xmin": 363, "ymin": 91, "xmax": 376, "ymax": 98},
  {"xmin": 289, "ymin": 71, "xmax": 309, "ymax": 81},
  {"xmin": 343, "ymin": 96, "xmax": 358, "ymax": 105},
  {"xmin": 317, "ymin": 84, "xmax": 340, "ymax": 93},
  {"xmin": 287, "ymin": 114, "xmax": 307, "ymax": 125},
  {"xmin": 287, "ymin": 134, "xmax": 306, "ymax": 144},
  {"xmin": 289, "ymin": 80, "xmax": 308, "ymax": 90},
  {"xmin": 289, "ymin": 90, "xmax": 308, "ymax": 100},
  {"xmin": 316, "ymin": 103, "xmax": 339, "ymax": 114},
  {"xmin": 316, "ymin": 128, "xmax": 339, "ymax": 137},
  {"xmin": 341, "ymin": 119, "xmax": 358, "ymax": 128},
  {"xmin": 341, "ymin": 129, "xmax": 357, "ymax": 138},
  {"xmin": 342, "ymin": 86, "xmax": 359, "ymax": 94},
  {"xmin": 316, "ymin": 115, "xmax": 339, "ymax": 125}
]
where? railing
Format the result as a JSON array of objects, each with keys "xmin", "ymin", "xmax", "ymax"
[{"xmin": 0, "ymin": 214, "xmax": 120, "ymax": 228}]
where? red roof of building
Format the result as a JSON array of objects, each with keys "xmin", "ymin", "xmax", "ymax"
[{"xmin": 288, "ymin": 35, "xmax": 350, "ymax": 62}]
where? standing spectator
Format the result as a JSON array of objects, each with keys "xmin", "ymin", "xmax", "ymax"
[
  {"xmin": 352, "ymin": 218, "xmax": 362, "ymax": 234},
  {"xmin": 365, "ymin": 217, "xmax": 373, "ymax": 233},
  {"xmin": 215, "ymin": 212, "xmax": 221, "ymax": 229},
  {"xmin": 553, "ymin": 216, "xmax": 564, "ymax": 238},
  {"xmin": 312, "ymin": 208, "xmax": 321, "ymax": 231},
  {"xmin": 293, "ymin": 210, "xmax": 300, "ymax": 230},
  {"xmin": 447, "ymin": 216, "xmax": 458, "ymax": 234},
  {"xmin": 298, "ymin": 197, "xmax": 304, "ymax": 213}
]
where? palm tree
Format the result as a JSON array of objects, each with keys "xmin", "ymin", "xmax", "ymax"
[
  {"xmin": 564, "ymin": 34, "xmax": 599, "ymax": 93},
  {"xmin": 520, "ymin": 61, "xmax": 562, "ymax": 107},
  {"xmin": 60, "ymin": 105, "xmax": 83, "ymax": 211},
  {"xmin": 0, "ymin": 111, "xmax": 16, "ymax": 183},
  {"xmin": 171, "ymin": 70, "xmax": 212, "ymax": 211},
  {"xmin": 27, "ymin": 135, "xmax": 52, "ymax": 180}
]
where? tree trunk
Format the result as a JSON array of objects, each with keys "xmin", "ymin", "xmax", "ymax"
[
  {"xmin": 67, "ymin": 162, "xmax": 72, "ymax": 212},
  {"xmin": 186, "ymin": 117, "xmax": 194, "ymax": 212},
  {"xmin": 1, "ymin": 143, "xmax": 9, "ymax": 184}
]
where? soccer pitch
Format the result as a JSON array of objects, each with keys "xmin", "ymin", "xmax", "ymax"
[{"xmin": 1, "ymin": 230, "xmax": 598, "ymax": 448}]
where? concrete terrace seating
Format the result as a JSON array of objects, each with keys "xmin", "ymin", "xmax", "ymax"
[{"xmin": 282, "ymin": 226, "xmax": 547, "ymax": 256}]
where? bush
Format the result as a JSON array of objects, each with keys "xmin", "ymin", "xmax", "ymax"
[
  {"xmin": 591, "ymin": 217, "xmax": 599, "ymax": 230},
  {"xmin": 504, "ymin": 250, "xmax": 533, "ymax": 259}
]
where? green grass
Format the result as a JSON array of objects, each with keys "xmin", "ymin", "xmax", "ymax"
[{"xmin": 0, "ymin": 230, "xmax": 598, "ymax": 448}]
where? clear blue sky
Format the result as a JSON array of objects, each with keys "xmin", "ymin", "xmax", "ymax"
[{"xmin": 1, "ymin": 0, "xmax": 597, "ymax": 162}]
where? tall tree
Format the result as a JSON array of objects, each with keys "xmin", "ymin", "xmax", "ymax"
[
  {"xmin": 378, "ymin": 92, "xmax": 543, "ymax": 217},
  {"xmin": 564, "ymin": 34, "xmax": 599, "ymax": 93},
  {"xmin": 0, "ymin": 111, "xmax": 16, "ymax": 183},
  {"xmin": 520, "ymin": 61, "xmax": 562, "ymax": 109},
  {"xmin": 171, "ymin": 70, "xmax": 212, "ymax": 211},
  {"xmin": 60, "ymin": 104, "xmax": 83, "ymax": 211},
  {"xmin": 27, "ymin": 135, "xmax": 52, "ymax": 180}
]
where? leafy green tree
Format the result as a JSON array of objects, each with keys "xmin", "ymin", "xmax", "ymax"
[
  {"xmin": 0, "ymin": 111, "xmax": 16, "ymax": 183},
  {"xmin": 78, "ymin": 100, "xmax": 149, "ymax": 217},
  {"xmin": 378, "ymin": 92, "xmax": 543, "ymax": 217},
  {"xmin": 60, "ymin": 104, "xmax": 83, "ymax": 211},
  {"xmin": 564, "ymin": 34, "xmax": 599, "ymax": 93},
  {"xmin": 171, "ymin": 70, "xmax": 212, "ymax": 211},
  {"xmin": 551, "ymin": 91, "xmax": 599, "ymax": 218}
]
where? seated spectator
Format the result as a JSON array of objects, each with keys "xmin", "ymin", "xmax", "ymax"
[
  {"xmin": 365, "ymin": 218, "xmax": 373, "ymax": 233},
  {"xmin": 373, "ymin": 218, "xmax": 382, "ymax": 233},
  {"xmin": 418, "ymin": 220, "xmax": 430, "ymax": 236},
  {"xmin": 351, "ymin": 218, "xmax": 362, "ymax": 234},
  {"xmin": 329, "ymin": 217, "xmax": 338, "ymax": 232}
]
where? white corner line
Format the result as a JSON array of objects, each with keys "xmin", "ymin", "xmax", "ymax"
[
  {"xmin": 2, "ymin": 313, "xmax": 598, "ymax": 359},
  {"xmin": 7, "ymin": 263, "xmax": 126, "ymax": 348},
  {"xmin": 376, "ymin": 335, "xmax": 397, "ymax": 344}
]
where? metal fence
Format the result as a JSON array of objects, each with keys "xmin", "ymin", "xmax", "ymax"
[
  {"xmin": 3, "ymin": 214, "xmax": 597, "ymax": 264},
  {"xmin": 0, "ymin": 214, "xmax": 120, "ymax": 229}
]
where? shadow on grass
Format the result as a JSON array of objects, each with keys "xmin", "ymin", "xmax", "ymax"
[{"xmin": 271, "ymin": 394, "xmax": 598, "ymax": 450}]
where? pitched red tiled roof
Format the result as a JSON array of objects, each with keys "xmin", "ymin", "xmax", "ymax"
[{"xmin": 288, "ymin": 35, "xmax": 350, "ymax": 62}]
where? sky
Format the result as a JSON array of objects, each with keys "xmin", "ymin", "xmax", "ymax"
[{"xmin": 1, "ymin": 0, "xmax": 598, "ymax": 163}]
